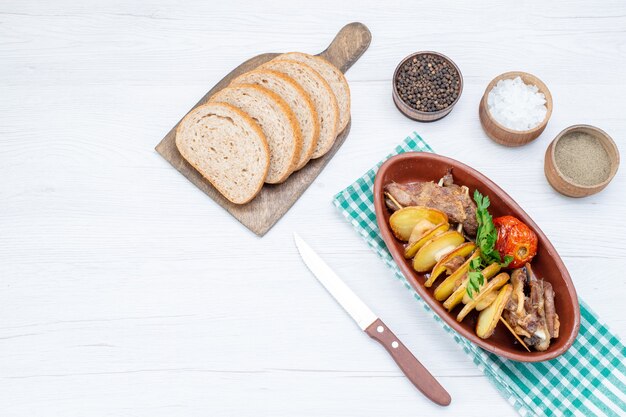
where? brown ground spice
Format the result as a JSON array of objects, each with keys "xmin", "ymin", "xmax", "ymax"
[{"xmin": 554, "ymin": 132, "xmax": 611, "ymax": 186}]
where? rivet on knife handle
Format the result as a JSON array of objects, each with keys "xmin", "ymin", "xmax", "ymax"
[{"xmin": 365, "ymin": 318, "xmax": 451, "ymax": 406}]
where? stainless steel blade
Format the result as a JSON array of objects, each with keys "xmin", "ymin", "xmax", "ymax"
[{"xmin": 294, "ymin": 233, "xmax": 377, "ymax": 330}]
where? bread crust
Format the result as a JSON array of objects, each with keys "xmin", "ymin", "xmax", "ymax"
[
  {"xmin": 280, "ymin": 52, "xmax": 350, "ymax": 132},
  {"xmin": 262, "ymin": 59, "xmax": 339, "ymax": 159},
  {"xmin": 210, "ymin": 84, "xmax": 302, "ymax": 184},
  {"xmin": 175, "ymin": 102, "xmax": 270, "ymax": 204},
  {"xmin": 230, "ymin": 69, "xmax": 319, "ymax": 171}
]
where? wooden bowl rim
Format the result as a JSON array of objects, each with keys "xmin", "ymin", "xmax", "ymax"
[
  {"xmin": 392, "ymin": 51, "xmax": 464, "ymax": 117},
  {"xmin": 374, "ymin": 152, "xmax": 581, "ymax": 362},
  {"xmin": 481, "ymin": 71, "xmax": 553, "ymax": 136},
  {"xmin": 547, "ymin": 124, "xmax": 620, "ymax": 190}
]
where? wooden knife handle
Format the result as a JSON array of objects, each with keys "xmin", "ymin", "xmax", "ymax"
[{"xmin": 365, "ymin": 319, "xmax": 451, "ymax": 406}]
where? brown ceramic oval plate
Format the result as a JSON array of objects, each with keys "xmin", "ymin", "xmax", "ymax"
[{"xmin": 373, "ymin": 152, "xmax": 580, "ymax": 362}]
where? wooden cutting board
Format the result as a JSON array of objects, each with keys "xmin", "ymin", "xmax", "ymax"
[{"xmin": 155, "ymin": 22, "xmax": 371, "ymax": 236}]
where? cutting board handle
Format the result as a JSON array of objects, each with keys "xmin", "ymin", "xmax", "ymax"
[{"xmin": 319, "ymin": 22, "xmax": 372, "ymax": 73}]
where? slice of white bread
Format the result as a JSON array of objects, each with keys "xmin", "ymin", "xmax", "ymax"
[
  {"xmin": 260, "ymin": 59, "xmax": 339, "ymax": 159},
  {"xmin": 210, "ymin": 84, "xmax": 302, "ymax": 184},
  {"xmin": 278, "ymin": 52, "xmax": 350, "ymax": 133},
  {"xmin": 230, "ymin": 70, "xmax": 319, "ymax": 171},
  {"xmin": 175, "ymin": 102, "xmax": 269, "ymax": 205}
]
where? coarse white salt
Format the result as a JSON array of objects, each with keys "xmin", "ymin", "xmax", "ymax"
[{"xmin": 487, "ymin": 76, "xmax": 547, "ymax": 131}]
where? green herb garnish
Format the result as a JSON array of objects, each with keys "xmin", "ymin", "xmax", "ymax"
[
  {"xmin": 467, "ymin": 259, "xmax": 485, "ymax": 298},
  {"xmin": 466, "ymin": 191, "xmax": 513, "ymax": 299}
]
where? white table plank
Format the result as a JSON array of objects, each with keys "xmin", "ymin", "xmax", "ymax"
[{"xmin": 1, "ymin": 1, "xmax": 625, "ymax": 416}]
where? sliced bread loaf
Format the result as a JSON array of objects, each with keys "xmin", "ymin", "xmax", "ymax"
[
  {"xmin": 210, "ymin": 84, "xmax": 302, "ymax": 184},
  {"xmin": 278, "ymin": 52, "xmax": 350, "ymax": 133},
  {"xmin": 260, "ymin": 59, "xmax": 339, "ymax": 159},
  {"xmin": 230, "ymin": 69, "xmax": 319, "ymax": 171},
  {"xmin": 175, "ymin": 102, "xmax": 269, "ymax": 205}
]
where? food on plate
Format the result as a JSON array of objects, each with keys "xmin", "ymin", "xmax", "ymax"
[
  {"xmin": 476, "ymin": 284, "xmax": 513, "ymax": 339},
  {"xmin": 429, "ymin": 242, "xmax": 476, "ymax": 283},
  {"xmin": 457, "ymin": 272, "xmax": 510, "ymax": 322},
  {"xmin": 388, "ymin": 206, "xmax": 448, "ymax": 241},
  {"xmin": 465, "ymin": 191, "xmax": 512, "ymax": 299},
  {"xmin": 445, "ymin": 262, "xmax": 501, "ymax": 311},
  {"xmin": 432, "ymin": 250, "xmax": 480, "ymax": 298},
  {"xmin": 230, "ymin": 69, "xmax": 319, "ymax": 170},
  {"xmin": 384, "ymin": 170, "xmax": 560, "ymax": 352},
  {"xmin": 494, "ymin": 215, "xmax": 538, "ymax": 268},
  {"xmin": 461, "ymin": 262, "xmax": 502, "ymax": 304},
  {"xmin": 278, "ymin": 52, "xmax": 351, "ymax": 132},
  {"xmin": 409, "ymin": 219, "xmax": 439, "ymax": 244},
  {"xmin": 175, "ymin": 102, "xmax": 269, "ymax": 204},
  {"xmin": 502, "ymin": 264, "xmax": 560, "ymax": 351},
  {"xmin": 475, "ymin": 291, "xmax": 497, "ymax": 311},
  {"xmin": 384, "ymin": 171, "xmax": 478, "ymax": 236},
  {"xmin": 261, "ymin": 59, "xmax": 339, "ymax": 158},
  {"xmin": 412, "ymin": 231, "xmax": 465, "ymax": 272},
  {"xmin": 175, "ymin": 51, "xmax": 349, "ymax": 204},
  {"xmin": 209, "ymin": 84, "xmax": 301, "ymax": 184},
  {"xmin": 404, "ymin": 222, "xmax": 449, "ymax": 259}
]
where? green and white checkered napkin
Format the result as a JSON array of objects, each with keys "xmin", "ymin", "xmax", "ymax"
[{"xmin": 332, "ymin": 132, "xmax": 626, "ymax": 417}]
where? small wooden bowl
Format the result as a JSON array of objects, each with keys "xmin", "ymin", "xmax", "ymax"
[
  {"xmin": 392, "ymin": 51, "xmax": 463, "ymax": 122},
  {"xmin": 479, "ymin": 71, "xmax": 553, "ymax": 146},
  {"xmin": 544, "ymin": 124, "xmax": 619, "ymax": 197}
]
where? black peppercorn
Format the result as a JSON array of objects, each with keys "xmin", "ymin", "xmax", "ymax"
[{"xmin": 395, "ymin": 54, "xmax": 460, "ymax": 113}]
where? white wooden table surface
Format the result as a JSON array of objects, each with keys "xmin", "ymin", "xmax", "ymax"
[{"xmin": 2, "ymin": 1, "xmax": 625, "ymax": 416}]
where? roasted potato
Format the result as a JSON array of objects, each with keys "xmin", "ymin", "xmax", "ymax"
[
  {"xmin": 461, "ymin": 262, "xmax": 502, "ymax": 304},
  {"xmin": 404, "ymin": 222, "xmax": 449, "ymax": 259},
  {"xmin": 457, "ymin": 272, "xmax": 510, "ymax": 322},
  {"xmin": 442, "ymin": 262, "xmax": 501, "ymax": 311},
  {"xmin": 475, "ymin": 291, "xmax": 498, "ymax": 311},
  {"xmin": 429, "ymin": 242, "xmax": 477, "ymax": 284},
  {"xmin": 412, "ymin": 231, "xmax": 465, "ymax": 273},
  {"xmin": 431, "ymin": 250, "xmax": 481, "ymax": 296},
  {"xmin": 389, "ymin": 206, "xmax": 448, "ymax": 241},
  {"xmin": 408, "ymin": 219, "xmax": 437, "ymax": 244},
  {"xmin": 476, "ymin": 284, "xmax": 512, "ymax": 339}
]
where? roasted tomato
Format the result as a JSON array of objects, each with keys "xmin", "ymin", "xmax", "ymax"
[{"xmin": 494, "ymin": 216, "xmax": 538, "ymax": 268}]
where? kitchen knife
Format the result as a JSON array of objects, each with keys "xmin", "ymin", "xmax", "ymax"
[{"xmin": 294, "ymin": 233, "xmax": 451, "ymax": 406}]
